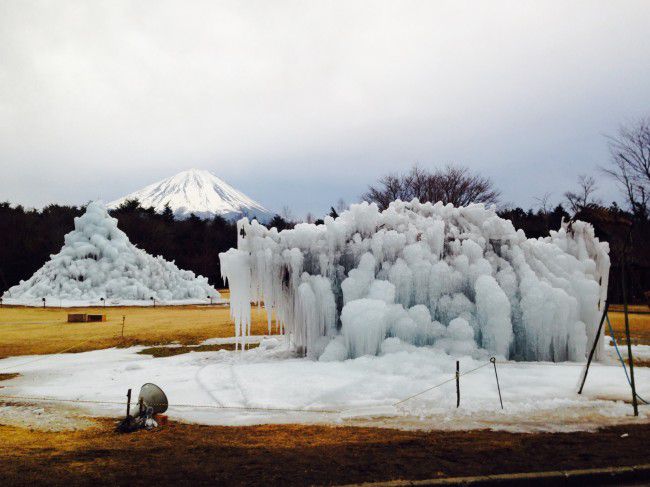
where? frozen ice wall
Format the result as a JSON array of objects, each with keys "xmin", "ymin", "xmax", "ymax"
[
  {"xmin": 3, "ymin": 202, "xmax": 220, "ymax": 303},
  {"xmin": 220, "ymin": 200, "xmax": 609, "ymax": 361}
]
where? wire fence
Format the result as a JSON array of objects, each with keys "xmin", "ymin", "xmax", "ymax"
[{"xmin": 0, "ymin": 360, "xmax": 498, "ymax": 415}]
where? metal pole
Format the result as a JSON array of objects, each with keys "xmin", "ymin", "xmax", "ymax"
[
  {"xmin": 578, "ymin": 301, "xmax": 609, "ymax": 394},
  {"xmin": 622, "ymin": 261, "xmax": 639, "ymax": 416},
  {"xmin": 455, "ymin": 360, "xmax": 460, "ymax": 408},
  {"xmin": 490, "ymin": 357, "xmax": 503, "ymax": 409},
  {"xmin": 126, "ymin": 388, "xmax": 132, "ymax": 418}
]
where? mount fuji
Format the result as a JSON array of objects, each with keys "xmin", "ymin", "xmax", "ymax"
[{"xmin": 108, "ymin": 169, "xmax": 274, "ymax": 222}]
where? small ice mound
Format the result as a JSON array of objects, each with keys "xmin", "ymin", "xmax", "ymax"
[
  {"xmin": 367, "ymin": 279, "xmax": 396, "ymax": 304},
  {"xmin": 341, "ymin": 299, "xmax": 388, "ymax": 358},
  {"xmin": 3, "ymin": 202, "xmax": 220, "ymax": 303},
  {"xmin": 380, "ymin": 337, "xmax": 418, "ymax": 355},
  {"xmin": 434, "ymin": 317, "xmax": 478, "ymax": 356},
  {"xmin": 259, "ymin": 337, "xmax": 281, "ymax": 350},
  {"xmin": 319, "ymin": 336, "xmax": 348, "ymax": 362}
]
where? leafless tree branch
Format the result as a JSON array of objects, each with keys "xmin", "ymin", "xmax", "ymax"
[{"xmin": 362, "ymin": 164, "xmax": 500, "ymax": 210}]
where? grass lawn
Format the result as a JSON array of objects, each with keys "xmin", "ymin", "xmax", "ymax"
[{"xmin": 0, "ymin": 293, "xmax": 274, "ymax": 357}]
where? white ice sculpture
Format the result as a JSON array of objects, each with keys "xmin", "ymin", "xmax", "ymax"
[
  {"xmin": 220, "ymin": 200, "xmax": 609, "ymax": 361},
  {"xmin": 3, "ymin": 202, "xmax": 220, "ymax": 303}
]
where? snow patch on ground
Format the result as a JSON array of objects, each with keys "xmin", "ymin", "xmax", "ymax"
[{"xmin": 0, "ymin": 341, "xmax": 647, "ymax": 433}]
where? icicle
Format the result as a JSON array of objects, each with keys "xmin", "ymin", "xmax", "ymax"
[{"xmin": 220, "ymin": 200, "xmax": 610, "ymax": 362}]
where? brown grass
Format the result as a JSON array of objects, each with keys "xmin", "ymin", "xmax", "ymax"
[
  {"xmin": 1, "ymin": 299, "xmax": 648, "ymax": 359},
  {"xmin": 137, "ymin": 342, "xmax": 259, "ymax": 358},
  {"xmin": 0, "ymin": 420, "xmax": 649, "ymax": 486},
  {"xmin": 606, "ymin": 307, "xmax": 650, "ymax": 345},
  {"xmin": 0, "ymin": 295, "xmax": 275, "ymax": 357}
]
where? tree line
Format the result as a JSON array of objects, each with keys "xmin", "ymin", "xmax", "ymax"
[
  {"xmin": 1, "ymin": 117, "xmax": 648, "ymax": 302},
  {"xmin": 0, "ymin": 201, "xmax": 237, "ymax": 293}
]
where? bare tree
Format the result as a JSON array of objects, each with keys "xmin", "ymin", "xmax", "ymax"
[
  {"xmin": 280, "ymin": 205, "xmax": 295, "ymax": 223},
  {"xmin": 533, "ymin": 191, "xmax": 554, "ymax": 232},
  {"xmin": 602, "ymin": 117, "xmax": 650, "ymax": 219},
  {"xmin": 564, "ymin": 175, "xmax": 600, "ymax": 214},
  {"xmin": 335, "ymin": 198, "xmax": 348, "ymax": 214},
  {"xmin": 362, "ymin": 164, "xmax": 500, "ymax": 210},
  {"xmin": 305, "ymin": 212, "xmax": 315, "ymax": 224},
  {"xmin": 533, "ymin": 192, "xmax": 553, "ymax": 215}
]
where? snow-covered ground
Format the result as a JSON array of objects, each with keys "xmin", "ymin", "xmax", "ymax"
[{"xmin": 0, "ymin": 339, "xmax": 647, "ymax": 433}]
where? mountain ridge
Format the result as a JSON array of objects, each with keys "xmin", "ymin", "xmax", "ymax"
[{"xmin": 108, "ymin": 169, "xmax": 274, "ymax": 222}]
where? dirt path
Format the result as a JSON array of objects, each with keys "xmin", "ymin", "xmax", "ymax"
[{"xmin": 1, "ymin": 420, "xmax": 649, "ymax": 486}]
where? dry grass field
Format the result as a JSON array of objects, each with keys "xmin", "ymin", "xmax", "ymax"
[
  {"xmin": 0, "ymin": 292, "xmax": 274, "ymax": 358},
  {"xmin": 608, "ymin": 305, "xmax": 650, "ymax": 345},
  {"xmin": 0, "ymin": 299, "xmax": 648, "ymax": 359}
]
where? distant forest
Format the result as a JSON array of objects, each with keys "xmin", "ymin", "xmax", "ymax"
[
  {"xmin": 2, "ymin": 117, "xmax": 649, "ymax": 303},
  {"xmin": 0, "ymin": 197, "xmax": 647, "ymax": 303}
]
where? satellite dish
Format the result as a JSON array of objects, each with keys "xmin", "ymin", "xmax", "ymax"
[{"xmin": 134, "ymin": 383, "xmax": 168, "ymax": 416}]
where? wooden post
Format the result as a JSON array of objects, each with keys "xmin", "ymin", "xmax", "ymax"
[
  {"xmin": 455, "ymin": 360, "xmax": 460, "ymax": 408},
  {"xmin": 622, "ymin": 261, "xmax": 639, "ymax": 416},
  {"xmin": 578, "ymin": 301, "xmax": 609, "ymax": 394},
  {"xmin": 121, "ymin": 316, "xmax": 126, "ymax": 340}
]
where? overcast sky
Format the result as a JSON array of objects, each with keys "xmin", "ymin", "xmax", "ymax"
[{"xmin": 1, "ymin": 1, "xmax": 649, "ymax": 217}]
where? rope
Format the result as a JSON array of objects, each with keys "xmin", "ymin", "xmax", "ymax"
[
  {"xmin": 393, "ymin": 361, "xmax": 490, "ymax": 406},
  {"xmin": 0, "ymin": 394, "xmax": 341, "ymax": 414},
  {"xmin": 0, "ymin": 361, "xmax": 496, "ymax": 415},
  {"xmin": 606, "ymin": 314, "xmax": 649, "ymax": 405}
]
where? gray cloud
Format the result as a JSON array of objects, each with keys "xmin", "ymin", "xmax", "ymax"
[{"xmin": 1, "ymin": 0, "xmax": 649, "ymax": 216}]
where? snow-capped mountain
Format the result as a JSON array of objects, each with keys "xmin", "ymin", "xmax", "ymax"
[{"xmin": 108, "ymin": 169, "xmax": 274, "ymax": 222}]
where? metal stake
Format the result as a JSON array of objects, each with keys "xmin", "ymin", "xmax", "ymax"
[
  {"xmin": 578, "ymin": 301, "xmax": 609, "ymax": 394},
  {"xmin": 490, "ymin": 357, "xmax": 503, "ymax": 409},
  {"xmin": 622, "ymin": 261, "xmax": 639, "ymax": 416},
  {"xmin": 455, "ymin": 360, "xmax": 460, "ymax": 408},
  {"xmin": 126, "ymin": 388, "xmax": 132, "ymax": 418}
]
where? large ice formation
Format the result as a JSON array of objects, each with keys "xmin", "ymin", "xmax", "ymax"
[
  {"xmin": 3, "ymin": 202, "xmax": 220, "ymax": 304},
  {"xmin": 220, "ymin": 200, "xmax": 610, "ymax": 361}
]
